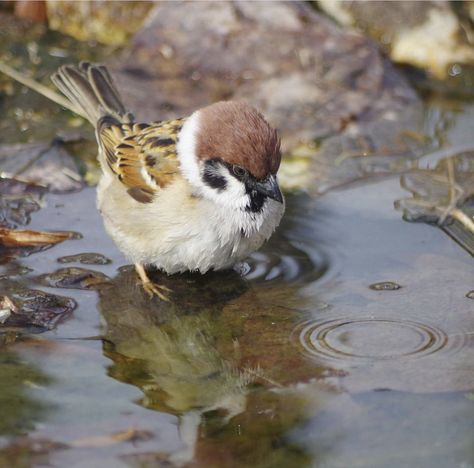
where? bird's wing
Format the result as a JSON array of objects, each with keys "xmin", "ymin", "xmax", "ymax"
[{"xmin": 98, "ymin": 118, "xmax": 185, "ymax": 203}]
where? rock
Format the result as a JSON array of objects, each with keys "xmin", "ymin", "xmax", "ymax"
[
  {"xmin": 109, "ymin": 1, "xmax": 426, "ymax": 193},
  {"xmin": 46, "ymin": 0, "xmax": 153, "ymax": 46},
  {"xmin": 37, "ymin": 267, "xmax": 111, "ymax": 290},
  {"xmin": 0, "ymin": 141, "xmax": 83, "ymax": 193},
  {"xmin": 57, "ymin": 252, "xmax": 112, "ymax": 265},
  {"xmin": 0, "ymin": 279, "xmax": 76, "ymax": 336},
  {"xmin": 318, "ymin": 1, "xmax": 474, "ymax": 80},
  {"xmin": 395, "ymin": 151, "xmax": 474, "ymax": 255}
]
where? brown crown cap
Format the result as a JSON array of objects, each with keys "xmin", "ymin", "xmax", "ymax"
[{"xmin": 196, "ymin": 101, "xmax": 281, "ymax": 180}]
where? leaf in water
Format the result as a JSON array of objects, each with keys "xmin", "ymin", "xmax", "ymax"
[{"xmin": 0, "ymin": 227, "xmax": 77, "ymax": 247}]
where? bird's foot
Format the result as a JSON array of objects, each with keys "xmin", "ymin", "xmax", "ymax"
[
  {"xmin": 141, "ymin": 280, "xmax": 171, "ymax": 301},
  {"xmin": 135, "ymin": 263, "xmax": 171, "ymax": 301}
]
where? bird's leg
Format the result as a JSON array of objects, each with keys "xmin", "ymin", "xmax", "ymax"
[{"xmin": 135, "ymin": 263, "xmax": 171, "ymax": 301}]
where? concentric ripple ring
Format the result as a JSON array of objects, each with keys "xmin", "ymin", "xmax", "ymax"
[{"xmin": 295, "ymin": 318, "xmax": 449, "ymax": 361}]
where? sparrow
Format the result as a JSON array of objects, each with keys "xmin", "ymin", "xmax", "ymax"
[{"xmin": 51, "ymin": 62, "xmax": 285, "ymax": 299}]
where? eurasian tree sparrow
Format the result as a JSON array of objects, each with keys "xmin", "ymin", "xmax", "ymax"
[{"xmin": 52, "ymin": 62, "xmax": 285, "ymax": 299}]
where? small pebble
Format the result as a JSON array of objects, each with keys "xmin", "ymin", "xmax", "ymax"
[
  {"xmin": 369, "ymin": 281, "xmax": 402, "ymax": 291},
  {"xmin": 58, "ymin": 253, "xmax": 111, "ymax": 265}
]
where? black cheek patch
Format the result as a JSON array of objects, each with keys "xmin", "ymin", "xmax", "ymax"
[
  {"xmin": 246, "ymin": 190, "xmax": 266, "ymax": 213},
  {"xmin": 202, "ymin": 162, "xmax": 227, "ymax": 191}
]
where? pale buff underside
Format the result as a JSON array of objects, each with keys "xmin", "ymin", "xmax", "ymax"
[{"xmin": 96, "ymin": 172, "xmax": 284, "ymax": 274}]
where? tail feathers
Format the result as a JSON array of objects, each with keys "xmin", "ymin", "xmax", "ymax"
[{"xmin": 51, "ymin": 61, "xmax": 134, "ymax": 125}]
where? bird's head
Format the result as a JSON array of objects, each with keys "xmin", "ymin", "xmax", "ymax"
[{"xmin": 177, "ymin": 101, "xmax": 283, "ymax": 213}]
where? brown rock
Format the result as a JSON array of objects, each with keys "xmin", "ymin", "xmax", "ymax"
[{"xmin": 112, "ymin": 0, "xmax": 422, "ymax": 160}]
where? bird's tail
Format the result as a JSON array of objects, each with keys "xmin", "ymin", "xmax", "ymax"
[{"xmin": 51, "ymin": 61, "xmax": 134, "ymax": 126}]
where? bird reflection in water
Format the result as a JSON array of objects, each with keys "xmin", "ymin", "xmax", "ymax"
[{"xmin": 97, "ymin": 265, "xmax": 330, "ymax": 466}]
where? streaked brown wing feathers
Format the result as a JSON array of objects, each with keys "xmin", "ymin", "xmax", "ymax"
[{"xmin": 99, "ymin": 118, "xmax": 185, "ymax": 201}]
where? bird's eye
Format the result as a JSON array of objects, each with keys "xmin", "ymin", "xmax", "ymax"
[{"xmin": 232, "ymin": 165, "xmax": 247, "ymax": 178}]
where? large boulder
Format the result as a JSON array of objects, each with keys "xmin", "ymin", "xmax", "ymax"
[{"xmin": 111, "ymin": 1, "xmax": 426, "ymax": 192}]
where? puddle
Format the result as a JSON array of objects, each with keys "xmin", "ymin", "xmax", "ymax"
[
  {"xmin": 1, "ymin": 167, "xmax": 474, "ymax": 467},
  {"xmin": 1, "ymin": 24, "xmax": 474, "ymax": 468},
  {"xmin": 236, "ymin": 233, "xmax": 329, "ymax": 285}
]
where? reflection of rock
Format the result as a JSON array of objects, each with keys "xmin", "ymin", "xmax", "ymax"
[
  {"xmin": 111, "ymin": 0, "xmax": 425, "ymax": 193},
  {"xmin": 99, "ymin": 266, "xmax": 330, "ymax": 465},
  {"xmin": 0, "ymin": 349, "xmax": 52, "ymax": 436},
  {"xmin": 319, "ymin": 1, "xmax": 474, "ymax": 79}
]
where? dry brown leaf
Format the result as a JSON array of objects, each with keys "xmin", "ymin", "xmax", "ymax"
[{"xmin": 0, "ymin": 228, "xmax": 76, "ymax": 247}]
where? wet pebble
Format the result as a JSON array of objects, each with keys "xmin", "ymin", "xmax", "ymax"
[
  {"xmin": 58, "ymin": 252, "xmax": 112, "ymax": 265},
  {"xmin": 0, "ymin": 264, "xmax": 33, "ymax": 279},
  {"xmin": 369, "ymin": 281, "xmax": 402, "ymax": 291},
  {"xmin": 37, "ymin": 267, "xmax": 111, "ymax": 290},
  {"xmin": 0, "ymin": 286, "xmax": 76, "ymax": 333}
]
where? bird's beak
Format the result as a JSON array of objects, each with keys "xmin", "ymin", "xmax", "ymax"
[{"xmin": 255, "ymin": 175, "xmax": 283, "ymax": 203}]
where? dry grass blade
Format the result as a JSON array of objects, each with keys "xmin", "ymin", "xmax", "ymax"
[{"xmin": 0, "ymin": 61, "xmax": 88, "ymax": 119}]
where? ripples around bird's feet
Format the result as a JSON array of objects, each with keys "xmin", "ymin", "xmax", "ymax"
[{"xmin": 236, "ymin": 239, "xmax": 330, "ymax": 285}]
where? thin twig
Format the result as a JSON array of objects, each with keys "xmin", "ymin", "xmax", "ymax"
[
  {"xmin": 0, "ymin": 61, "xmax": 88, "ymax": 119},
  {"xmin": 450, "ymin": 209, "xmax": 474, "ymax": 234}
]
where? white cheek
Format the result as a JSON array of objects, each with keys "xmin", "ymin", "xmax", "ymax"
[
  {"xmin": 176, "ymin": 111, "xmax": 201, "ymax": 187},
  {"xmin": 177, "ymin": 111, "xmax": 250, "ymax": 209}
]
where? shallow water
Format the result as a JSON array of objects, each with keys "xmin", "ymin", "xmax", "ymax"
[
  {"xmin": 1, "ymin": 164, "xmax": 474, "ymax": 467},
  {"xmin": 1, "ymin": 20, "xmax": 474, "ymax": 466}
]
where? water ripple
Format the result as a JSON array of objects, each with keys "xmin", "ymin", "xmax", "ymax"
[
  {"xmin": 293, "ymin": 318, "xmax": 453, "ymax": 362},
  {"xmin": 236, "ymin": 240, "xmax": 330, "ymax": 285}
]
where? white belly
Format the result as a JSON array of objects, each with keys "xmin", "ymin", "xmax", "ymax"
[{"xmin": 97, "ymin": 176, "xmax": 284, "ymax": 274}]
